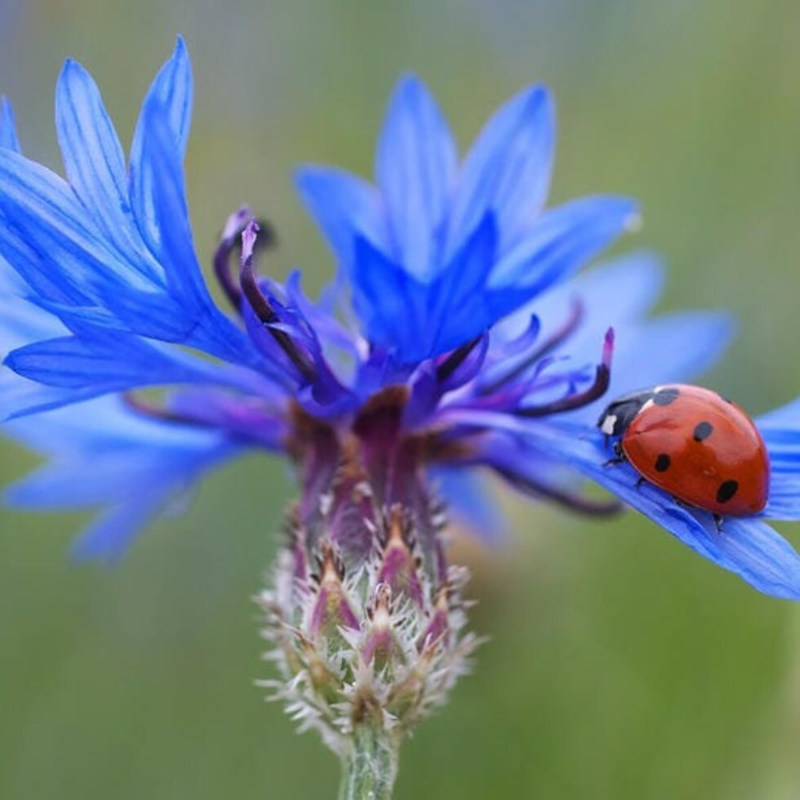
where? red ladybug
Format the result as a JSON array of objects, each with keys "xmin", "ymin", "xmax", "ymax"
[{"xmin": 597, "ymin": 384, "xmax": 770, "ymax": 516}]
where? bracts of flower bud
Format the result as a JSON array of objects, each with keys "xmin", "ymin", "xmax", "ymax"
[{"xmin": 256, "ymin": 390, "xmax": 481, "ymax": 791}]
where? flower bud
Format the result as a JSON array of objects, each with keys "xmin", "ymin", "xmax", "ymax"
[{"xmin": 258, "ymin": 395, "xmax": 479, "ymax": 754}]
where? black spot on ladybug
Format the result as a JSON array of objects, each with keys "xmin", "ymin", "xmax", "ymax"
[
  {"xmin": 653, "ymin": 387, "xmax": 680, "ymax": 406},
  {"xmin": 716, "ymin": 480, "xmax": 739, "ymax": 504},
  {"xmin": 654, "ymin": 453, "xmax": 671, "ymax": 472},
  {"xmin": 693, "ymin": 421, "xmax": 713, "ymax": 442}
]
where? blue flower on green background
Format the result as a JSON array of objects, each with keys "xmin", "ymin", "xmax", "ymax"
[{"xmin": 2, "ymin": 38, "xmax": 800, "ymax": 601}]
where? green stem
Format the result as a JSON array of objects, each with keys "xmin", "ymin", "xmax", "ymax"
[{"xmin": 338, "ymin": 725, "xmax": 399, "ymax": 800}]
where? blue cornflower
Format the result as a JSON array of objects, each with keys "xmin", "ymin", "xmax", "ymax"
[
  {"xmin": 296, "ymin": 76, "xmax": 638, "ymax": 364},
  {"xmin": 1, "ymin": 38, "xmax": 800, "ymax": 607}
]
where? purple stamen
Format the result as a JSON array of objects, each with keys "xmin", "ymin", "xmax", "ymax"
[
  {"xmin": 435, "ymin": 336, "xmax": 484, "ymax": 384},
  {"xmin": 480, "ymin": 299, "xmax": 584, "ymax": 395},
  {"xmin": 239, "ymin": 221, "xmax": 317, "ymax": 383},
  {"xmin": 213, "ymin": 206, "xmax": 251, "ymax": 310},
  {"xmin": 214, "ymin": 208, "xmax": 278, "ymax": 312},
  {"xmin": 515, "ymin": 328, "xmax": 614, "ymax": 418},
  {"xmin": 492, "ymin": 464, "xmax": 622, "ymax": 516},
  {"xmin": 240, "ymin": 221, "xmax": 278, "ymax": 323},
  {"xmin": 123, "ymin": 392, "xmax": 209, "ymax": 428}
]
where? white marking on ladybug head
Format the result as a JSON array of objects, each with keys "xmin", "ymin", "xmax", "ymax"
[{"xmin": 600, "ymin": 414, "xmax": 617, "ymax": 436}]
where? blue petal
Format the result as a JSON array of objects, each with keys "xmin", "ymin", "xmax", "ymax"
[
  {"xmin": 0, "ymin": 148, "xmax": 155, "ymax": 292},
  {"xmin": 55, "ymin": 59, "xmax": 152, "ymax": 268},
  {"xmin": 0, "ymin": 94, "xmax": 265, "ymax": 370},
  {"xmin": 539, "ymin": 424, "xmax": 800, "ymax": 600},
  {"xmin": 617, "ymin": 312, "xmax": 734, "ymax": 386},
  {"xmin": 588, "ymin": 311, "xmax": 735, "ymax": 419},
  {"xmin": 535, "ymin": 252, "xmax": 666, "ymax": 334},
  {"xmin": 757, "ymin": 418, "xmax": 800, "ymax": 520},
  {"xmin": 128, "ymin": 97, "xmax": 263, "ymax": 368},
  {"xmin": 0, "ymin": 97, "xmax": 21, "ymax": 153},
  {"xmin": 131, "ymin": 36, "xmax": 193, "ymax": 162},
  {"xmin": 0, "ymin": 45, "xmax": 262, "ymax": 366},
  {"xmin": 0, "ymin": 268, "xmax": 67, "ymax": 349},
  {"xmin": 376, "ymin": 75, "xmax": 456, "ymax": 280},
  {"xmin": 763, "ymin": 470, "xmax": 800, "ymax": 521},
  {"xmin": 493, "ymin": 252, "xmax": 665, "ymax": 364},
  {"xmin": 3, "ymin": 395, "xmax": 240, "ymax": 563},
  {"xmin": 5, "ymin": 420, "xmax": 234, "ymax": 515},
  {"xmin": 476, "ymin": 430, "xmax": 604, "ymax": 513},
  {"xmin": 432, "ymin": 467, "xmax": 509, "ymax": 544},
  {"xmin": 295, "ymin": 165, "xmax": 384, "ymax": 271},
  {"xmin": 446, "ymin": 85, "xmax": 555, "ymax": 259},
  {"xmin": 761, "ymin": 425, "xmax": 800, "ymax": 457},
  {"xmin": 352, "ymin": 214, "xmax": 499, "ymax": 361},
  {"xmin": 69, "ymin": 498, "xmax": 168, "ymax": 563},
  {"xmin": 0, "ymin": 215, "xmax": 115, "ymax": 323},
  {"xmin": 128, "ymin": 98, "xmax": 195, "ymax": 284},
  {"xmin": 422, "ymin": 214, "xmax": 500, "ymax": 356},
  {"xmin": 505, "ymin": 253, "xmax": 733, "ymax": 426},
  {"xmin": 489, "ymin": 195, "xmax": 640, "ymax": 293},
  {"xmin": 0, "ymin": 369, "xmax": 97, "ymax": 420},
  {"xmin": 495, "ymin": 251, "xmax": 662, "ymax": 354},
  {"xmin": 349, "ymin": 236, "xmax": 416, "ymax": 350},
  {"xmin": 699, "ymin": 516, "xmax": 800, "ymax": 601},
  {"xmin": 3, "ymin": 393, "xmax": 214, "ymax": 453},
  {"xmin": 7, "ymin": 452, "xmax": 172, "ymax": 508},
  {"xmin": 0, "ymin": 152, "xmax": 194, "ymax": 344},
  {"xmin": 757, "ymin": 397, "xmax": 800, "ymax": 429},
  {"xmin": 4, "ymin": 332, "xmax": 226, "ymax": 394}
]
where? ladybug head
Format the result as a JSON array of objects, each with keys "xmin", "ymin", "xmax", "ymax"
[
  {"xmin": 597, "ymin": 396, "xmax": 646, "ymax": 437},
  {"xmin": 597, "ymin": 386, "xmax": 681, "ymax": 438}
]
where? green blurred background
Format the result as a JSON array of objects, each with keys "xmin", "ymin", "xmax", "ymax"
[{"xmin": 3, "ymin": 1, "xmax": 800, "ymax": 798}]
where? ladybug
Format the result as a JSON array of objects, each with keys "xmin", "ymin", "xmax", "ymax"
[{"xmin": 597, "ymin": 384, "xmax": 770, "ymax": 516}]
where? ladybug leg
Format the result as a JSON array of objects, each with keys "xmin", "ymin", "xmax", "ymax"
[
  {"xmin": 713, "ymin": 513, "xmax": 724, "ymax": 533},
  {"xmin": 602, "ymin": 440, "xmax": 627, "ymax": 467},
  {"xmin": 635, "ymin": 476, "xmax": 646, "ymax": 490}
]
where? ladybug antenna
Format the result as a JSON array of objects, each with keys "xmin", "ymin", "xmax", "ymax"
[{"xmin": 515, "ymin": 328, "xmax": 614, "ymax": 418}]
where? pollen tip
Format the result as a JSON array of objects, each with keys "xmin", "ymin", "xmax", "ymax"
[
  {"xmin": 242, "ymin": 219, "xmax": 261, "ymax": 261},
  {"xmin": 602, "ymin": 328, "xmax": 615, "ymax": 364},
  {"xmin": 221, "ymin": 205, "xmax": 253, "ymax": 242}
]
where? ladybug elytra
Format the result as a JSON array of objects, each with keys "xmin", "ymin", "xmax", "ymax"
[{"xmin": 597, "ymin": 384, "xmax": 770, "ymax": 516}]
